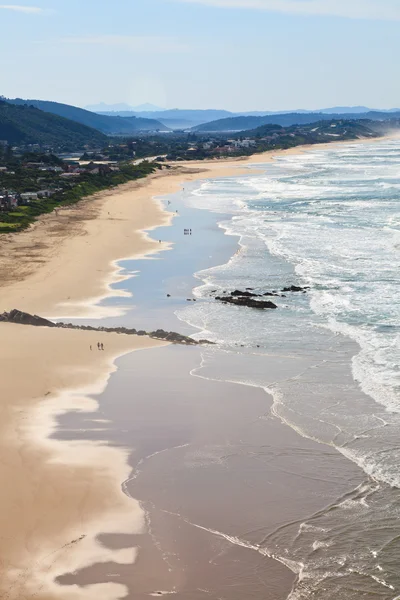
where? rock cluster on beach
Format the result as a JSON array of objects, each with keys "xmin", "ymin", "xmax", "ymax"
[
  {"xmin": 0, "ymin": 309, "xmax": 213, "ymax": 345},
  {"xmin": 213, "ymin": 285, "xmax": 309, "ymax": 309},
  {"xmin": 215, "ymin": 295, "xmax": 278, "ymax": 309}
]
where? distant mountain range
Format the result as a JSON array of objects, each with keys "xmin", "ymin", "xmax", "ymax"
[
  {"xmin": 0, "ymin": 100, "xmax": 106, "ymax": 147},
  {"xmin": 7, "ymin": 99, "xmax": 170, "ymax": 134},
  {"xmin": 95, "ymin": 109, "xmax": 234, "ymax": 129},
  {"xmin": 193, "ymin": 110, "xmax": 400, "ymax": 132},
  {"xmin": 2, "ymin": 95, "xmax": 400, "ymax": 149},
  {"xmin": 89, "ymin": 105, "xmax": 400, "ymax": 130}
]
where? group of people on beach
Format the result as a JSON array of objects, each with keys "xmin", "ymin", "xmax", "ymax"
[{"xmin": 90, "ymin": 343, "xmax": 104, "ymax": 351}]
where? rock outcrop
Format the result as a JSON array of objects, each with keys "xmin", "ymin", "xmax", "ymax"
[
  {"xmin": 211, "ymin": 283, "xmax": 310, "ymax": 309},
  {"xmin": 0, "ymin": 310, "xmax": 213, "ymax": 345},
  {"xmin": 230, "ymin": 290, "xmax": 261, "ymax": 298},
  {"xmin": 215, "ymin": 296, "xmax": 277, "ymax": 309},
  {"xmin": 282, "ymin": 285, "xmax": 309, "ymax": 293},
  {"xmin": 0, "ymin": 309, "xmax": 56, "ymax": 327}
]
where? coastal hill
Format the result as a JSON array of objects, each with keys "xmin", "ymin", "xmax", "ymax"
[
  {"xmin": 6, "ymin": 98, "xmax": 170, "ymax": 135},
  {"xmin": 0, "ymin": 100, "xmax": 107, "ymax": 147},
  {"xmin": 194, "ymin": 110, "xmax": 400, "ymax": 132},
  {"xmin": 240, "ymin": 120, "xmax": 381, "ymax": 144}
]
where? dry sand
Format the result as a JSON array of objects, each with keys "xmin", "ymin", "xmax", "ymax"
[{"xmin": 0, "ymin": 137, "xmax": 391, "ymax": 598}]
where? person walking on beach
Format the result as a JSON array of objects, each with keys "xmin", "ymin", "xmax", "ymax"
[
  {"xmin": 97, "ymin": 342, "xmax": 100, "ymax": 350},
  {"xmin": 101, "ymin": 343, "xmax": 104, "ymax": 351},
  {"xmin": 90, "ymin": 345, "xmax": 92, "ymax": 351}
]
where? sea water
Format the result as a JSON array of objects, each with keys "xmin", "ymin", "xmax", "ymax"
[{"xmin": 176, "ymin": 140, "xmax": 400, "ymax": 598}]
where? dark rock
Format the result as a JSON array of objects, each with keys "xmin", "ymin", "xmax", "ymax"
[
  {"xmin": 167, "ymin": 294, "xmax": 171, "ymax": 297},
  {"xmin": 246, "ymin": 288, "xmax": 254, "ymax": 291},
  {"xmin": 151, "ymin": 329, "xmax": 169, "ymax": 339},
  {"xmin": 1, "ymin": 309, "xmax": 56, "ymax": 327},
  {"xmin": 263, "ymin": 292, "xmax": 280, "ymax": 297},
  {"xmin": 282, "ymin": 285, "xmax": 308, "ymax": 293},
  {"xmin": 0, "ymin": 309, "xmax": 214, "ymax": 346},
  {"xmin": 215, "ymin": 296, "xmax": 277, "ymax": 309},
  {"xmin": 231, "ymin": 290, "xmax": 260, "ymax": 298}
]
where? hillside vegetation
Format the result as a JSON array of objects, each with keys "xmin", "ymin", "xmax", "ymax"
[
  {"xmin": 8, "ymin": 98, "xmax": 169, "ymax": 134},
  {"xmin": 0, "ymin": 154, "xmax": 158, "ymax": 233},
  {"xmin": 0, "ymin": 100, "xmax": 106, "ymax": 148},
  {"xmin": 244, "ymin": 120, "xmax": 379, "ymax": 141},
  {"xmin": 194, "ymin": 111, "xmax": 400, "ymax": 132}
]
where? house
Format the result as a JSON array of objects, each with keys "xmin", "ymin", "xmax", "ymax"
[
  {"xmin": 40, "ymin": 166, "xmax": 63, "ymax": 173},
  {"xmin": 20, "ymin": 192, "xmax": 38, "ymax": 201},
  {"xmin": 60, "ymin": 172, "xmax": 80, "ymax": 178},
  {"xmin": 37, "ymin": 190, "xmax": 56, "ymax": 198},
  {"xmin": 0, "ymin": 195, "xmax": 9, "ymax": 210}
]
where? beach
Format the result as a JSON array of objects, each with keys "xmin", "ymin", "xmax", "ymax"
[
  {"xmin": 0, "ymin": 145, "xmax": 344, "ymax": 319},
  {"xmin": 0, "ymin": 149, "xmax": 294, "ymax": 598},
  {"xmin": 0, "ymin": 137, "xmax": 398, "ymax": 599}
]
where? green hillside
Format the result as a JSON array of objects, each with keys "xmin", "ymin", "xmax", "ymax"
[
  {"xmin": 194, "ymin": 111, "xmax": 400, "ymax": 132},
  {"xmin": 244, "ymin": 120, "xmax": 379, "ymax": 140},
  {"xmin": 0, "ymin": 100, "xmax": 106, "ymax": 148},
  {"xmin": 8, "ymin": 98, "xmax": 169, "ymax": 134}
]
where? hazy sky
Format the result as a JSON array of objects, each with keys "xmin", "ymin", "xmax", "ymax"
[{"xmin": 1, "ymin": 0, "xmax": 400, "ymax": 111}]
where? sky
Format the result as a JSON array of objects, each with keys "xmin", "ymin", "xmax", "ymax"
[{"xmin": 1, "ymin": 0, "xmax": 400, "ymax": 111}]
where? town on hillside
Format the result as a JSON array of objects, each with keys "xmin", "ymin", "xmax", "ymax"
[{"xmin": 0, "ymin": 117, "xmax": 394, "ymax": 233}]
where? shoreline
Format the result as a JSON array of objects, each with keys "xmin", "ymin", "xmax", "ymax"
[
  {"xmin": 1, "ymin": 132, "xmax": 394, "ymax": 320},
  {"xmin": 0, "ymin": 133, "xmax": 393, "ymax": 598},
  {"xmin": 2, "ymin": 131, "xmax": 397, "ymax": 320}
]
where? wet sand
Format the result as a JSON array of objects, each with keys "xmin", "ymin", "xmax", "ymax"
[{"xmin": 55, "ymin": 345, "xmax": 363, "ymax": 599}]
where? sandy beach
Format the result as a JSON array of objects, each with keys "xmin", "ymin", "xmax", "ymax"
[
  {"xmin": 0, "ymin": 150, "xmax": 276, "ymax": 598},
  {"xmin": 0, "ymin": 144, "xmax": 334, "ymax": 319},
  {"xmin": 0, "ymin": 137, "xmax": 389, "ymax": 319},
  {"xmin": 0, "ymin": 137, "xmax": 391, "ymax": 599},
  {"xmin": 0, "ymin": 324, "xmax": 167, "ymax": 599}
]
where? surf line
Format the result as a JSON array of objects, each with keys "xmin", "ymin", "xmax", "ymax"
[{"xmin": 160, "ymin": 508, "xmax": 302, "ymax": 575}]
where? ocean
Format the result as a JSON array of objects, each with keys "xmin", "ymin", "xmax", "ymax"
[{"xmin": 174, "ymin": 139, "xmax": 400, "ymax": 598}]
